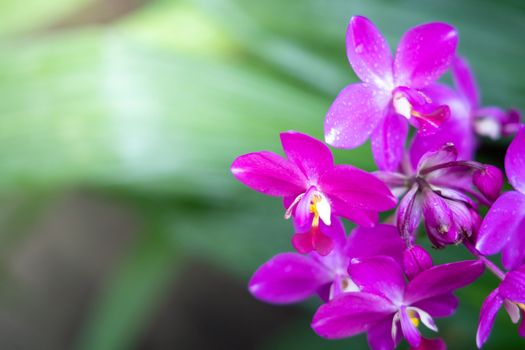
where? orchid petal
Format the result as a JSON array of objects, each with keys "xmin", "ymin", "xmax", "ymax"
[
  {"xmin": 413, "ymin": 294, "xmax": 458, "ymax": 317},
  {"xmin": 280, "ymin": 131, "xmax": 334, "ymax": 181},
  {"xmin": 411, "ymin": 84, "xmax": 476, "ymax": 166},
  {"xmin": 368, "ymin": 317, "xmax": 401, "ymax": 350},
  {"xmin": 248, "ymin": 253, "xmax": 330, "ymax": 304},
  {"xmin": 452, "ymin": 56, "xmax": 479, "ymax": 109},
  {"xmin": 346, "ymin": 16, "xmax": 394, "ymax": 89},
  {"xmin": 504, "ymin": 300, "xmax": 520, "ymax": 324},
  {"xmin": 325, "ymin": 83, "xmax": 389, "ymax": 148},
  {"xmin": 295, "ymin": 186, "xmax": 316, "ymax": 231},
  {"xmin": 476, "ymin": 289, "xmax": 503, "ymax": 349},
  {"xmin": 405, "ymin": 260, "xmax": 484, "ymax": 304},
  {"xmin": 416, "ymin": 142, "xmax": 458, "ymax": 174},
  {"xmin": 327, "ymin": 195, "xmax": 379, "ymax": 227},
  {"xmin": 501, "ymin": 220, "xmax": 525, "ymax": 271},
  {"xmin": 371, "ymin": 111, "xmax": 409, "ymax": 171},
  {"xmin": 519, "ymin": 312, "xmax": 525, "ymax": 338},
  {"xmin": 499, "ymin": 268, "xmax": 525, "ymax": 304},
  {"xmin": 311, "ymin": 292, "xmax": 395, "ymax": 339},
  {"xmin": 410, "ymin": 337, "xmax": 446, "ymax": 350},
  {"xmin": 345, "ymin": 224, "xmax": 405, "ymax": 265},
  {"xmin": 506, "ymin": 126, "xmax": 525, "ymax": 194},
  {"xmin": 231, "ymin": 151, "xmax": 306, "ymax": 196},
  {"xmin": 348, "ymin": 256, "xmax": 406, "ymax": 304},
  {"xmin": 400, "ymin": 306, "xmax": 422, "ymax": 347},
  {"xmin": 397, "ymin": 185, "xmax": 423, "ymax": 243},
  {"xmin": 412, "ymin": 307, "xmax": 438, "ymax": 332},
  {"xmin": 476, "ymin": 191, "xmax": 525, "ymax": 256},
  {"xmin": 394, "ymin": 22, "xmax": 458, "ymax": 88},
  {"xmin": 319, "ymin": 164, "xmax": 397, "ymax": 212}
]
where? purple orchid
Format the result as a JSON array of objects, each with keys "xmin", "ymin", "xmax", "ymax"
[
  {"xmin": 410, "ymin": 337, "xmax": 446, "ymax": 350},
  {"xmin": 231, "ymin": 130, "xmax": 396, "ymax": 256},
  {"xmin": 476, "ymin": 264, "xmax": 525, "ymax": 348},
  {"xmin": 377, "ymin": 143, "xmax": 502, "ymax": 247},
  {"xmin": 249, "ymin": 223, "xmax": 404, "ymax": 304},
  {"xmin": 311, "ymin": 256, "xmax": 483, "ymax": 349},
  {"xmin": 473, "ymin": 126, "xmax": 525, "ymax": 347},
  {"xmin": 476, "ymin": 126, "xmax": 525, "ymax": 270},
  {"xmin": 409, "ymin": 56, "xmax": 521, "ymax": 166},
  {"xmin": 325, "ymin": 16, "xmax": 457, "ymax": 171},
  {"xmin": 452, "ymin": 56, "xmax": 521, "ymax": 140}
]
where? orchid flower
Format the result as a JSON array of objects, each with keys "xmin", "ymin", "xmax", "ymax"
[
  {"xmin": 325, "ymin": 16, "xmax": 457, "ymax": 171},
  {"xmin": 476, "ymin": 126, "xmax": 525, "ymax": 270},
  {"xmin": 231, "ymin": 131, "xmax": 396, "ymax": 256},
  {"xmin": 312, "ymin": 256, "xmax": 483, "ymax": 349},
  {"xmin": 249, "ymin": 223, "xmax": 404, "ymax": 304},
  {"xmin": 476, "ymin": 264, "xmax": 525, "ymax": 348},
  {"xmin": 452, "ymin": 56, "xmax": 521, "ymax": 140},
  {"xmin": 377, "ymin": 143, "xmax": 502, "ymax": 247}
]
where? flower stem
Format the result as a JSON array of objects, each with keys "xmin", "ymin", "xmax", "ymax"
[{"xmin": 463, "ymin": 240, "xmax": 505, "ymax": 280}]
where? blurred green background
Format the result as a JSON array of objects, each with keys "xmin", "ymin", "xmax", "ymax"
[{"xmin": 0, "ymin": 0, "xmax": 524, "ymax": 349}]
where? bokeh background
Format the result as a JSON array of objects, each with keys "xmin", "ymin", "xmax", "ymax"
[{"xmin": 1, "ymin": 0, "xmax": 524, "ymax": 349}]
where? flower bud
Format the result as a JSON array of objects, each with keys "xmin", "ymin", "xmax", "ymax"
[
  {"xmin": 403, "ymin": 245, "xmax": 433, "ymax": 280},
  {"xmin": 473, "ymin": 165, "xmax": 504, "ymax": 202}
]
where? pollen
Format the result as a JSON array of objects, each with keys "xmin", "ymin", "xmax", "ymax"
[{"xmin": 408, "ymin": 310, "xmax": 420, "ymax": 328}]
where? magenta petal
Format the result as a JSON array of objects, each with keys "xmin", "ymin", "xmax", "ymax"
[
  {"xmin": 452, "ymin": 56, "xmax": 479, "ymax": 109},
  {"xmin": 473, "ymin": 165, "xmax": 504, "ymax": 202},
  {"xmin": 348, "ymin": 256, "xmax": 406, "ymax": 304},
  {"xmin": 506, "ymin": 126, "xmax": 525, "ymax": 194},
  {"xmin": 368, "ymin": 317, "xmax": 400, "ymax": 350},
  {"xmin": 413, "ymin": 294, "xmax": 458, "ymax": 317},
  {"xmin": 231, "ymin": 151, "xmax": 306, "ymax": 196},
  {"xmin": 519, "ymin": 313, "xmax": 525, "ymax": 338},
  {"xmin": 400, "ymin": 306, "xmax": 422, "ymax": 347},
  {"xmin": 311, "ymin": 292, "xmax": 395, "ymax": 339},
  {"xmin": 325, "ymin": 83, "xmax": 389, "ymax": 148},
  {"xmin": 320, "ymin": 164, "xmax": 397, "ymax": 212},
  {"xmin": 403, "ymin": 245, "xmax": 433, "ymax": 280},
  {"xmin": 328, "ymin": 195, "xmax": 379, "ymax": 227},
  {"xmin": 501, "ymin": 223, "xmax": 525, "ymax": 271},
  {"xmin": 397, "ymin": 185, "xmax": 423, "ymax": 243},
  {"xmin": 410, "ymin": 337, "xmax": 447, "ymax": 350},
  {"xmin": 499, "ymin": 269, "xmax": 525, "ymax": 304},
  {"xmin": 295, "ymin": 186, "xmax": 316, "ymax": 230},
  {"xmin": 476, "ymin": 289, "xmax": 503, "ymax": 349},
  {"xmin": 394, "ymin": 22, "xmax": 458, "ymax": 88},
  {"xmin": 405, "ymin": 260, "xmax": 484, "ymax": 304},
  {"xmin": 411, "ymin": 84, "xmax": 476, "ymax": 165},
  {"xmin": 345, "ymin": 224, "xmax": 405, "ymax": 265},
  {"xmin": 417, "ymin": 142, "xmax": 458, "ymax": 173},
  {"xmin": 371, "ymin": 111, "xmax": 409, "ymax": 171},
  {"xmin": 291, "ymin": 232, "xmax": 314, "ymax": 254},
  {"xmin": 280, "ymin": 131, "xmax": 334, "ymax": 181},
  {"xmin": 346, "ymin": 16, "xmax": 394, "ymax": 89},
  {"xmin": 476, "ymin": 191, "xmax": 525, "ymax": 256},
  {"xmin": 249, "ymin": 253, "xmax": 330, "ymax": 304}
]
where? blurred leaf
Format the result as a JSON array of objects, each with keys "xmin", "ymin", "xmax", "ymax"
[
  {"xmin": 0, "ymin": 28, "xmax": 373, "ymax": 198},
  {"xmin": 75, "ymin": 218, "xmax": 180, "ymax": 350},
  {"xmin": 0, "ymin": 0, "xmax": 91, "ymax": 36}
]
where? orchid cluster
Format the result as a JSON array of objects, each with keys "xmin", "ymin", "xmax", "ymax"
[{"xmin": 231, "ymin": 16, "xmax": 524, "ymax": 350}]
